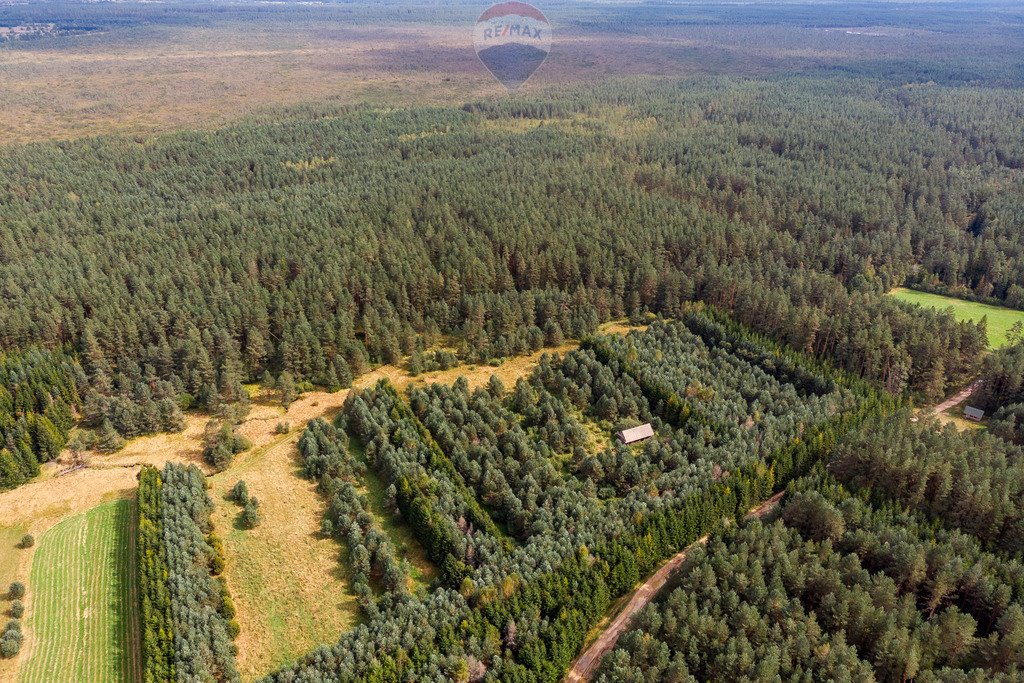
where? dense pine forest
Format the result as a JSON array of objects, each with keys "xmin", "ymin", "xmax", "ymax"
[
  {"xmin": 3, "ymin": 74, "xmax": 1023, "ymax": 477},
  {"xmin": 4, "ymin": 1, "xmax": 1024, "ymax": 678},
  {"xmin": 599, "ymin": 472, "xmax": 1024, "ymax": 681},
  {"xmin": 0, "ymin": 348, "xmax": 80, "ymax": 489},
  {"xmin": 248, "ymin": 315, "xmax": 892, "ymax": 682}
]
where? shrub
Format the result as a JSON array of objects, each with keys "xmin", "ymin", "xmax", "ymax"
[
  {"xmin": 18, "ymin": 534, "xmax": 33, "ymax": 549},
  {"xmin": 0, "ymin": 620, "xmax": 22, "ymax": 658},
  {"xmin": 240, "ymin": 498, "xmax": 262, "ymax": 530},
  {"xmin": 8, "ymin": 601, "xmax": 23, "ymax": 619},
  {"xmin": 203, "ymin": 422, "xmax": 251, "ymax": 471},
  {"xmin": 230, "ymin": 480, "xmax": 249, "ymax": 505},
  {"xmin": 7, "ymin": 583, "xmax": 24, "ymax": 600}
]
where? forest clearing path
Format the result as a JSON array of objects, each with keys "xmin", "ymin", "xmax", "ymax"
[
  {"xmin": 931, "ymin": 380, "xmax": 982, "ymax": 416},
  {"xmin": 564, "ymin": 491, "xmax": 785, "ymax": 683}
]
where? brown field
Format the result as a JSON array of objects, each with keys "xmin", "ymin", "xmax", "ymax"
[{"xmin": 2, "ymin": 1, "xmax": 1010, "ymax": 144}]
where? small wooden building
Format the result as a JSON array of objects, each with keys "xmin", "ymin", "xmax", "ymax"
[
  {"xmin": 617, "ymin": 423, "xmax": 655, "ymax": 445},
  {"xmin": 964, "ymin": 406, "xmax": 985, "ymax": 422}
]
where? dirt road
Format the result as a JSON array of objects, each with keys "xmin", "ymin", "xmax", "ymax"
[
  {"xmin": 564, "ymin": 491, "xmax": 786, "ymax": 682},
  {"xmin": 931, "ymin": 380, "xmax": 982, "ymax": 416}
]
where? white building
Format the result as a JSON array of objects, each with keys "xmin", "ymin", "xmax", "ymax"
[{"xmin": 617, "ymin": 423, "xmax": 655, "ymax": 445}]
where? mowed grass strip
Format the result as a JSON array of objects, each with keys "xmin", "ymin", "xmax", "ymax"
[
  {"xmin": 18, "ymin": 500, "xmax": 138, "ymax": 683},
  {"xmin": 890, "ymin": 287, "xmax": 1024, "ymax": 349}
]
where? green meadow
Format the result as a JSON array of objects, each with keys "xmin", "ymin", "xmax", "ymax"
[
  {"xmin": 19, "ymin": 501, "xmax": 139, "ymax": 683},
  {"xmin": 890, "ymin": 288, "xmax": 1024, "ymax": 350}
]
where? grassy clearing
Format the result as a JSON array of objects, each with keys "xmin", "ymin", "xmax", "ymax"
[
  {"xmin": 575, "ymin": 408, "xmax": 616, "ymax": 457},
  {"xmin": 347, "ymin": 438, "xmax": 437, "ymax": 587},
  {"xmin": 0, "ymin": 524, "xmax": 27, "ymax": 594},
  {"xmin": 935, "ymin": 397, "xmax": 987, "ymax": 433},
  {"xmin": 890, "ymin": 288, "xmax": 1024, "ymax": 349},
  {"xmin": 209, "ymin": 430, "xmax": 360, "ymax": 681},
  {"xmin": 18, "ymin": 500, "xmax": 139, "ymax": 683},
  {"xmin": 936, "ymin": 411, "xmax": 986, "ymax": 432}
]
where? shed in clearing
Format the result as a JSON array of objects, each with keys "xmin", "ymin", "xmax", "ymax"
[
  {"xmin": 964, "ymin": 406, "xmax": 985, "ymax": 422},
  {"xmin": 617, "ymin": 423, "xmax": 655, "ymax": 445}
]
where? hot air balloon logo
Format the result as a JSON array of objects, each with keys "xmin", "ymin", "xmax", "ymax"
[{"xmin": 473, "ymin": 2, "xmax": 552, "ymax": 91}]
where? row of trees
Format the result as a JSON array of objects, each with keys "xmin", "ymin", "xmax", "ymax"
[
  {"xmin": 345, "ymin": 382, "xmax": 510, "ymax": 589},
  {"xmin": 137, "ymin": 466, "xmax": 175, "ymax": 683},
  {"xmin": 139, "ymin": 463, "xmax": 240, "ymax": 683},
  {"xmin": 298, "ymin": 419, "xmax": 411, "ymax": 617}
]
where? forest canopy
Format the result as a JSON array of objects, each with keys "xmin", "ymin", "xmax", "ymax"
[{"xmin": 1, "ymin": 75, "xmax": 1018, "ymax": 432}]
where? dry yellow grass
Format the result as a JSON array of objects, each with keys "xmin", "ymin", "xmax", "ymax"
[
  {"xmin": 208, "ymin": 430, "xmax": 359, "ymax": 681},
  {"xmin": 598, "ymin": 321, "xmax": 650, "ymax": 337}
]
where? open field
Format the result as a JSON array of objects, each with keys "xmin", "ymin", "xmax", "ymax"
[
  {"xmin": 890, "ymin": 288, "xmax": 1024, "ymax": 349},
  {"xmin": 17, "ymin": 500, "xmax": 139, "ymax": 683},
  {"xmin": 1, "ymin": 1, "xmax": 1020, "ymax": 142},
  {"xmin": 935, "ymin": 406, "xmax": 987, "ymax": 432},
  {"xmin": 208, "ymin": 429, "xmax": 361, "ymax": 681},
  {"xmin": 0, "ymin": 525, "xmax": 27, "ymax": 591}
]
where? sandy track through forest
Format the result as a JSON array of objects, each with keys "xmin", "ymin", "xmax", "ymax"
[
  {"xmin": 931, "ymin": 380, "xmax": 982, "ymax": 416},
  {"xmin": 564, "ymin": 491, "xmax": 786, "ymax": 683},
  {"xmin": 565, "ymin": 377, "xmax": 988, "ymax": 682}
]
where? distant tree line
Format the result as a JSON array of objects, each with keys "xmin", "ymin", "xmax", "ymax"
[{"xmin": 0, "ymin": 76, "xmax": 1015, "ymax": 456}]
